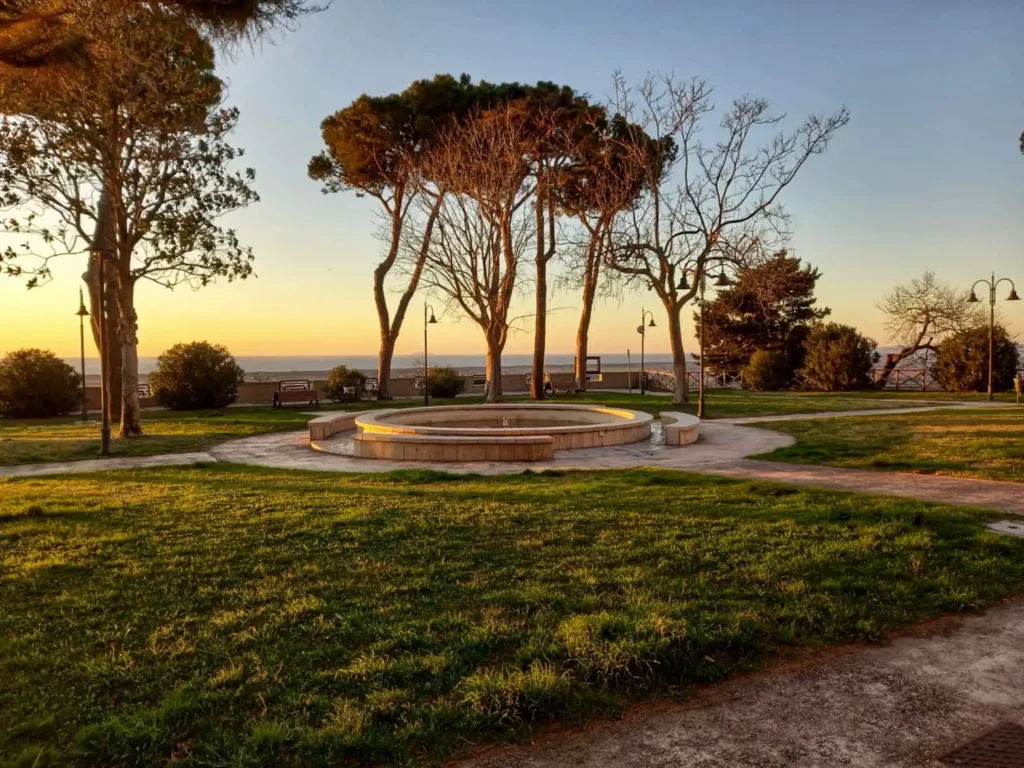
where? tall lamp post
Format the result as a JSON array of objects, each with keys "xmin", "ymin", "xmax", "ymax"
[
  {"xmin": 967, "ymin": 273, "xmax": 1020, "ymax": 401},
  {"xmin": 677, "ymin": 265, "xmax": 732, "ymax": 418},
  {"xmin": 423, "ymin": 301, "xmax": 437, "ymax": 406},
  {"xmin": 93, "ymin": 248, "xmax": 116, "ymax": 455},
  {"xmin": 637, "ymin": 309, "xmax": 656, "ymax": 395},
  {"xmin": 76, "ymin": 288, "xmax": 90, "ymax": 423}
]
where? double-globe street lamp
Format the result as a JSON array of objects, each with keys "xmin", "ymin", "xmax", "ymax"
[
  {"xmin": 423, "ymin": 301, "xmax": 438, "ymax": 406},
  {"xmin": 637, "ymin": 309, "xmax": 656, "ymax": 395},
  {"xmin": 967, "ymin": 273, "xmax": 1019, "ymax": 401},
  {"xmin": 677, "ymin": 265, "xmax": 732, "ymax": 418}
]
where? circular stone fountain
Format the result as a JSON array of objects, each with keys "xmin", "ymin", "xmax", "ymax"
[{"xmin": 314, "ymin": 404, "xmax": 654, "ymax": 462}]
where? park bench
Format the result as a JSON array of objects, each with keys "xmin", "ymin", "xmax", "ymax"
[
  {"xmin": 137, "ymin": 383, "xmax": 152, "ymax": 398},
  {"xmin": 272, "ymin": 379, "xmax": 320, "ymax": 408}
]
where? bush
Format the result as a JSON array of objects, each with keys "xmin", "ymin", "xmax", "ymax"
[
  {"xmin": 424, "ymin": 366, "xmax": 465, "ymax": 398},
  {"xmin": 149, "ymin": 342, "xmax": 245, "ymax": 410},
  {"xmin": 934, "ymin": 324, "xmax": 1020, "ymax": 392},
  {"xmin": 742, "ymin": 349, "xmax": 793, "ymax": 391},
  {"xmin": 324, "ymin": 365, "xmax": 367, "ymax": 401},
  {"xmin": 799, "ymin": 323, "xmax": 878, "ymax": 391},
  {"xmin": 0, "ymin": 348, "xmax": 81, "ymax": 418}
]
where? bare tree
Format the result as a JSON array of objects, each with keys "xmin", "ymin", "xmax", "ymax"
[
  {"xmin": 420, "ymin": 106, "xmax": 535, "ymax": 403},
  {"xmin": 604, "ymin": 73, "xmax": 849, "ymax": 403},
  {"xmin": 876, "ymin": 271, "xmax": 980, "ymax": 385}
]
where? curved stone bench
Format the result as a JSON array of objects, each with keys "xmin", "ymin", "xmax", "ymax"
[
  {"xmin": 308, "ymin": 411, "xmax": 371, "ymax": 443},
  {"xmin": 660, "ymin": 412, "xmax": 700, "ymax": 446},
  {"xmin": 353, "ymin": 432, "xmax": 554, "ymax": 462}
]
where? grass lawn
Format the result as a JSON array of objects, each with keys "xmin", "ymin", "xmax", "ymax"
[
  {"xmin": 2, "ymin": 466, "xmax": 1023, "ymax": 766},
  {"xmin": 0, "ymin": 390, "xmax": 973, "ymax": 467},
  {"xmin": 757, "ymin": 407, "xmax": 1024, "ymax": 483}
]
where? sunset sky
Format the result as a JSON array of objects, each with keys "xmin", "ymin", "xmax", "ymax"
[{"xmin": 1, "ymin": 0, "xmax": 1022, "ymax": 360}]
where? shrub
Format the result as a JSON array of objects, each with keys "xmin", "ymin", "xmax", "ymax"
[
  {"xmin": 0, "ymin": 348, "xmax": 81, "ymax": 418},
  {"xmin": 324, "ymin": 365, "xmax": 368, "ymax": 401},
  {"xmin": 742, "ymin": 349, "xmax": 792, "ymax": 391},
  {"xmin": 934, "ymin": 324, "xmax": 1019, "ymax": 392},
  {"xmin": 799, "ymin": 323, "xmax": 878, "ymax": 391},
  {"xmin": 149, "ymin": 342, "xmax": 245, "ymax": 410},
  {"xmin": 424, "ymin": 366, "xmax": 465, "ymax": 399}
]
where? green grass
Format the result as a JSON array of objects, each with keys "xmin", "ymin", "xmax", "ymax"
[
  {"xmin": 757, "ymin": 407, "xmax": 1024, "ymax": 483},
  {"xmin": 1, "ymin": 466, "xmax": 1022, "ymax": 766},
  {"xmin": 0, "ymin": 390, "xmax": 972, "ymax": 467}
]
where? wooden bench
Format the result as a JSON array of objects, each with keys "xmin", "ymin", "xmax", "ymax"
[
  {"xmin": 272, "ymin": 379, "xmax": 320, "ymax": 408},
  {"xmin": 660, "ymin": 412, "xmax": 700, "ymax": 446}
]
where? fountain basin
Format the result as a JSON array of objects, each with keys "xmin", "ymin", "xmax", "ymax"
[{"xmin": 350, "ymin": 403, "xmax": 653, "ymax": 461}]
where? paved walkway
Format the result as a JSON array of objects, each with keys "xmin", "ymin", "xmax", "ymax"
[
  {"xmin": 3, "ymin": 403, "xmax": 1021, "ymax": 516},
  {"xmin": 207, "ymin": 422, "xmax": 792, "ymax": 475},
  {"xmin": 455, "ymin": 598, "xmax": 1024, "ymax": 768},
  {"xmin": 0, "ymin": 451, "xmax": 215, "ymax": 478}
]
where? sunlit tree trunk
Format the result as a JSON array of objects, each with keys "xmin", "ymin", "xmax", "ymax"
[
  {"xmin": 574, "ymin": 291, "xmax": 595, "ymax": 391},
  {"xmin": 117, "ymin": 274, "xmax": 142, "ymax": 436},
  {"xmin": 667, "ymin": 303, "xmax": 689, "ymax": 404},
  {"xmin": 574, "ymin": 234, "xmax": 603, "ymax": 391},
  {"xmin": 485, "ymin": 330, "xmax": 504, "ymax": 403},
  {"xmin": 530, "ymin": 180, "xmax": 550, "ymax": 400},
  {"xmin": 83, "ymin": 187, "xmax": 121, "ymax": 425},
  {"xmin": 376, "ymin": 331, "xmax": 396, "ymax": 400}
]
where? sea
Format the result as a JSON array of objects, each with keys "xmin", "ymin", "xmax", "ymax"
[{"xmin": 69, "ymin": 353, "xmax": 675, "ymax": 383}]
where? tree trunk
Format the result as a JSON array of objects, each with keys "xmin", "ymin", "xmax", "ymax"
[
  {"xmin": 531, "ymin": 183, "xmax": 548, "ymax": 400},
  {"xmin": 531, "ymin": 261, "xmax": 547, "ymax": 400},
  {"xmin": 372, "ymin": 258, "xmax": 393, "ymax": 400},
  {"xmin": 668, "ymin": 304, "xmax": 689, "ymax": 404},
  {"xmin": 117, "ymin": 276, "xmax": 142, "ymax": 437},
  {"xmin": 486, "ymin": 333, "xmax": 504, "ymax": 403},
  {"xmin": 83, "ymin": 187, "xmax": 121, "ymax": 425},
  {"xmin": 575, "ymin": 266, "xmax": 599, "ymax": 391},
  {"xmin": 377, "ymin": 332, "xmax": 396, "ymax": 401}
]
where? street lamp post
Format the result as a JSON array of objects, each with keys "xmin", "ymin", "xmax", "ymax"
[
  {"xmin": 423, "ymin": 302, "xmax": 437, "ymax": 406},
  {"xmin": 967, "ymin": 273, "xmax": 1019, "ymax": 401},
  {"xmin": 677, "ymin": 265, "xmax": 732, "ymax": 418},
  {"xmin": 76, "ymin": 288, "xmax": 90, "ymax": 423},
  {"xmin": 637, "ymin": 309, "xmax": 656, "ymax": 395},
  {"xmin": 93, "ymin": 249, "xmax": 116, "ymax": 455}
]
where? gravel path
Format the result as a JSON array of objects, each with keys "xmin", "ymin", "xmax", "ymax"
[
  {"xmin": 454, "ymin": 599, "xmax": 1024, "ymax": 768},
  {"xmin": 705, "ymin": 459, "xmax": 1024, "ymax": 516}
]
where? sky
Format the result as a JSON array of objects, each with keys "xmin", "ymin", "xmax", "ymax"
[{"xmin": 2, "ymin": 0, "xmax": 1022, "ymax": 361}]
